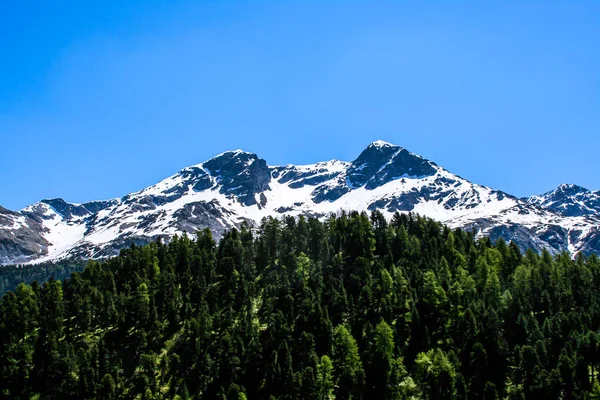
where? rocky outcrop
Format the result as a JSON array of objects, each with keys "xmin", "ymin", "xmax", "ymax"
[{"xmin": 1, "ymin": 141, "xmax": 598, "ymax": 265}]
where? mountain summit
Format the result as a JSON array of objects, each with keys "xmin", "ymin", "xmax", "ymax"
[
  {"xmin": 526, "ymin": 184, "xmax": 600, "ymax": 217},
  {"xmin": 202, "ymin": 150, "xmax": 271, "ymax": 206},
  {"xmin": 1, "ymin": 141, "xmax": 599, "ymax": 264},
  {"xmin": 347, "ymin": 142, "xmax": 437, "ymax": 189}
]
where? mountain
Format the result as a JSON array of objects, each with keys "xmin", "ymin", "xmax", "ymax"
[
  {"xmin": 526, "ymin": 184, "xmax": 600, "ymax": 217},
  {"xmin": 1, "ymin": 140, "xmax": 599, "ymax": 265}
]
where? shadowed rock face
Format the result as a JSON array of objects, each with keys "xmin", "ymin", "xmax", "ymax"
[
  {"xmin": 0, "ymin": 207, "xmax": 49, "ymax": 264},
  {"xmin": 203, "ymin": 151, "xmax": 271, "ymax": 206},
  {"xmin": 579, "ymin": 228, "xmax": 600, "ymax": 256},
  {"xmin": 527, "ymin": 184, "xmax": 600, "ymax": 217},
  {"xmin": 20, "ymin": 199, "xmax": 117, "ymax": 224},
  {"xmin": 40, "ymin": 199, "xmax": 91, "ymax": 219},
  {"xmin": 81, "ymin": 199, "xmax": 120, "ymax": 214},
  {"xmin": 347, "ymin": 142, "xmax": 437, "ymax": 189},
  {"xmin": 271, "ymin": 165, "xmax": 344, "ymax": 189},
  {"xmin": 172, "ymin": 166, "xmax": 213, "ymax": 193},
  {"xmin": 22, "ymin": 198, "xmax": 118, "ymax": 221},
  {"xmin": 1, "ymin": 141, "xmax": 599, "ymax": 265},
  {"xmin": 0, "ymin": 206, "xmax": 18, "ymax": 218},
  {"xmin": 468, "ymin": 222, "xmax": 553, "ymax": 254},
  {"xmin": 307, "ymin": 143, "xmax": 440, "ymax": 204},
  {"xmin": 311, "ymin": 182, "xmax": 350, "ymax": 204}
]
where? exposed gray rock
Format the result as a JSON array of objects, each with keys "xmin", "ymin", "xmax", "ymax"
[
  {"xmin": 1, "ymin": 141, "xmax": 599, "ymax": 265},
  {"xmin": 311, "ymin": 181, "xmax": 350, "ymax": 203},
  {"xmin": 0, "ymin": 207, "xmax": 49, "ymax": 264},
  {"xmin": 203, "ymin": 151, "xmax": 271, "ymax": 206},
  {"xmin": 527, "ymin": 184, "xmax": 600, "ymax": 217},
  {"xmin": 347, "ymin": 142, "xmax": 437, "ymax": 189}
]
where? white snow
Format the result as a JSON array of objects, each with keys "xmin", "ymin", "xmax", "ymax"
[
  {"xmin": 11, "ymin": 146, "xmax": 600, "ymax": 264},
  {"xmin": 0, "ymin": 214, "xmax": 28, "ymax": 231},
  {"xmin": 25, "ymin": 203, "xmax": 88, "ymax": 263},
  {"xmin": 370, "ymin": 140, "xmax": 397, "ymax": 148}
]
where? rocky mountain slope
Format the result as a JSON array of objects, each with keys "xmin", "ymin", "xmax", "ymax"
[
  {"xmin": 1, "ymin": 140, "xmax": 599, "ymax": 265},
  {"xmin": 526, "ymin": 184, "xmax": 600, "ymax": 217}
]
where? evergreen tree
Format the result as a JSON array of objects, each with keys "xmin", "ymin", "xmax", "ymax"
[{"xmin": 0, "ymin": 212, "xmax": 598, "ymax": 399}]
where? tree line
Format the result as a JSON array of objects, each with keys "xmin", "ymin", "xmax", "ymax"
[
  {"xmin": 0, "ymin": 259, "xmax": 85, "ymax": 296},
  {"xmin": 1, "ymin": 210, "xmax": 600, "ymax": 399}
]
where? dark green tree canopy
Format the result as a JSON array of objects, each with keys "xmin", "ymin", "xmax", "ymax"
[{"xmin": 1, "ymin": 210, "xmax": 599, "ymax": 399}]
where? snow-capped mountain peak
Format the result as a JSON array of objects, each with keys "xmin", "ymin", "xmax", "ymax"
[
  {"xmin": 348, "ymin": 142, "xmax": 438, "ymax": 190},
  {"xmin": 201, "ymin": 150, "xmax": 271, "ymax": 206},
  {"xmin": 1, "ymin": 142, "xmax": 599, "ymax": 265},
  {"xmin": 526, "ymin": 183, "xmax": 600, "ymax": 217},
  {"xmin": 369, "ymin": 139, "xmax": 397, "ymax": 149},
  {"xmin": 558, "ymin": 183, "xmax": 589, "ymax": 192}
]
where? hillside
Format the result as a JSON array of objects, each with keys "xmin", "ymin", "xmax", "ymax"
[{"xmin": 1, "ymin": 212, "xmax": 600, "ymax": 398}]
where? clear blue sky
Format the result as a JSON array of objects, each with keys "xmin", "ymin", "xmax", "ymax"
[{"xmin": 1, "ymin": 1, "xmax": 598, "ymax": 210}]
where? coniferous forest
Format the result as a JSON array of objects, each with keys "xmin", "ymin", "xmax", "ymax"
[
  {"xmin": 0, "ymin": 260, "xmax": 85, "ymax": 296},
  {"xmin": 2, "ymin": 211, "xmax": 600, "ymax": 399}
]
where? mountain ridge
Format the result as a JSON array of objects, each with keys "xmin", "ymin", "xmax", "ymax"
[
  {"xmin": 1, "ymin": 141, "xmax": 599, "ymax": 265},
  {"xmin": 525, "ymin": 183, "xmax": 600, "ymax": 217}
]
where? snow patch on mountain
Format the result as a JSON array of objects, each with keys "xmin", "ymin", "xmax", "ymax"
[
  {"xmin": 1, "ymin": 140, "xmax": 599, "ymax": 265},
  {"xmin": 526, "ymin": 184, "xmax": 600, "ymax": 217}
]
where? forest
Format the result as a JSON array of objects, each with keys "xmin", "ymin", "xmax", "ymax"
[
  {"xmin": 0, "ymin": 259, "xmax": 85, "ymax": 296},
  {"xmin": 1, "ymin": 210, "xmax": 600, "ymax": 399}
]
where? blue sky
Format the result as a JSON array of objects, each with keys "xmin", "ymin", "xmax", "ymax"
[{"xmin": 1, "ymin": 1, "xmax": 598, "ymax": 210}]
